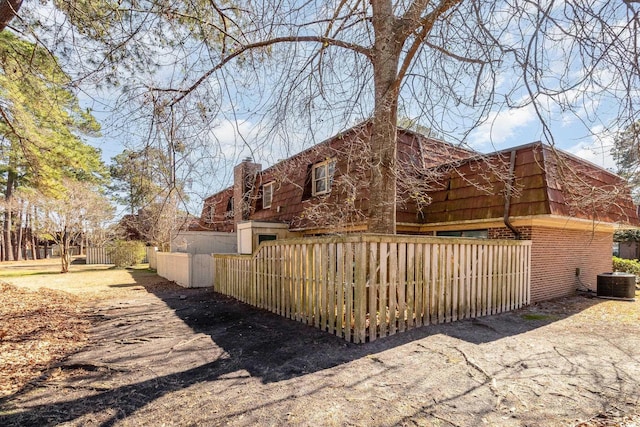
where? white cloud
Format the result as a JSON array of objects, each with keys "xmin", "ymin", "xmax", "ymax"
[
  {"xmin": 209, "ymin": 119, "xmax": 257, "ymax": 152},
  {"xmin": 565, "ymin": 126, "xmax": 617, "ymax": 171},
  {"xmin": 567, "ymin": 142, "xmax": 615, "ymax": 170},
  {"xmin": 469, "ymin": 105, "xmax": 539, "ymax": 151}
]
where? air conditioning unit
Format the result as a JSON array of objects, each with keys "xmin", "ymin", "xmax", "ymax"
[{"xmin": 596, "ymin": 272, "xmax": 636, "ymax": 301}]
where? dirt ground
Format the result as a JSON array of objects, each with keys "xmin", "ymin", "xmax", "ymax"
[{"xmin": 1, "ymin": 260, "xmax": 640, "ymax": 426}]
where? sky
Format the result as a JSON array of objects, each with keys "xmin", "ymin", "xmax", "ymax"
[
  {"xmin": 83, "ymin": 99, "xmax": 619, "ymax": 221},
  {"xmin": 56, "ymin": 0, "xmax": 637, "ymax": 217}
]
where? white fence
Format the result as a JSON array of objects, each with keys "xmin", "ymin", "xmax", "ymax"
[
  {"xmin": 155, "ymin": 252, "xmax": 215, "ymax": 288},
  {"xmin": 86, "ymin": 246, "xmax": 153, "ymax": 265},
  {"xmin": 86, "ymin": 247, "xmax": 112, "ymax": 264},
  {"xmin": 148, "ymin": 247, "xmax": 158, "ymax": 270},
  {"xmin": 153, "ymin": 231, "xmax": 238, "ymax": 288}
]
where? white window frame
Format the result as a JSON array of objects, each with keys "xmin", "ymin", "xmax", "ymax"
[
  {"xmin": 263, "ymin": 181, "xmax": 274, "ymax": 209},
  {"xmin": 224, "ymin": 197, "xmax": 234, "ymax": 218},
  {"xmin": 312, "ymin": 159, "xmax": 336, "ymax": 196},
  {"xmin": 206, "ymin": 203, "xmax": 216, "ymax": 223}
]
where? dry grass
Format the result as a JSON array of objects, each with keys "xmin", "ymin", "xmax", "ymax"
[
  {"xmin": 0, "ymin": 262, "xmax": 164, "ymax": 301},
  {"xmin": 0, "ymin": 261, "xmax": 169, "ymax": 398},
  {"xmin": 0, "ymin": 282, "xmax": 90, "ymax": 398},
  {"xmin": 531, "ymin": 290, "xmax": 640, "ymax": 325}
]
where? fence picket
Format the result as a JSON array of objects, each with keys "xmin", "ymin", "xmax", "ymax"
[
  {"xmin": 379, "ymin": 243, "xmax": 388, "ymax": 338},
  {"xmin": 452, "ymin": 244, "xmax": 459, "ymax": 322},
  {"xmin": 320, "ymin": 243, "xmax": 329, "ymax": 331},
  {"xmin": 388, "ymin": 243, "xmax": 397, "ymax": 336},
  {"xmin": 398, "ymin": 243, "xmax": 407, "ymax": 333},
  {"xmin": 328, "ymin": 243, "xmax": 336, "ymax": 335},
  {"xmin": 414, "ymin": 244, "xmax": 423, "ymax": 327},
  {"xmin": 344, "ymin": 243, "xmax": 353, "ymax": 342},
  {"xmin": 369, "ymin": 242, "xmax": 378, "ymax": 341},
  {"xmin": 423, "ymin": 244, "xmax": 431, "ymax": 325},
  {"xmin": 354, "ymin": 242, "xmax": 367, "ymax": 343},
  {"xmin": 406, "ymin": 243, "xmax": 415, "ymax": 330},
  {"xmin": 212, "ymin": 235, "xmax": 531, "ymax": 343},
  {"xmin": 314, "ymin": 244, "xmax": 321, "ymax": 328},
  {"xmin": 336, "ymin": 243, "xmax": 345, "ymax": 339}
]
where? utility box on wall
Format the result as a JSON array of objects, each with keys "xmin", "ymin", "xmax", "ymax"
[{"xmin": 236, "ymin": 221, "xmax": 292, "ymax": 254}]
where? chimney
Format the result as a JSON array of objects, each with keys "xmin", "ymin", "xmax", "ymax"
[{"xmin": 233, "ymin": 157, "xmax": 261, "ymax": 228}]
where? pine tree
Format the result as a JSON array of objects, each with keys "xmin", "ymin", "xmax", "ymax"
[{"xmin": 0, "ymin": 30, "xmax": 107, "ymax": 260}]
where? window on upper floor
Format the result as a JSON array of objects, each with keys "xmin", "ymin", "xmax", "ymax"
[
  {"xmin": 263, "ymin": 182, "xmax": 274, "ymax": 209},
  {"xmin": 312, "ymin": 159, "xmax": 336, "ymax": 196},
  {"xmin": 225, "ymin": 197, "xmax": 234, "ymax": 218},
  {"xmin": 205, "ymin": 203, "xmax": 215, "ymax": 223}
]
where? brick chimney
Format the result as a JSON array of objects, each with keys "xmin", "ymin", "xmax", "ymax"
[{"xmin": 233, "ymin": 157, "xmax": 261, "ymax": 228}]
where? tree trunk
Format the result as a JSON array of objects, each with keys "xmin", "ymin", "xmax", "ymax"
[
  {"xmin": 14, "ymin": 200, "xmax": 23, "ymax": 261},
  {"xmin": 31, "ymin": 205, "xmax": 39, "ymax": 259},
  {"xmin": 60, "ymin": 230, "xmax": 70, "ymax": 273},
  {"xmin": 3, "ymin": 170, "xmax": 15, "ymax": 261},
  {"xmin": 369, "ymin": 2, "xmax": 401, "ymax": 234}
]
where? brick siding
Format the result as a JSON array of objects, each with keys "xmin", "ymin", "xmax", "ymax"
[
  {"xmin": 488, "ymin": 226, "xmax": 532, "ymax": 240},
  {"xmin": 489, "ymin": 225, "xmax": 612, "ymax": 302},
  {"xmin": 529, "ymin": 227, "xmax": 612, "ymax": 302}
]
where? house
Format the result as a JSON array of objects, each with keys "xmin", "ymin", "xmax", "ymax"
[
  {"xmin": 199, "ymin": 122, "xmax": 638, "ymax": 302},
  {"xmin": 613, "ymin": 229, "xmax": 640, "ymax": 260}
]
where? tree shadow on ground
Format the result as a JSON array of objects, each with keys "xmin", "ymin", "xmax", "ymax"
[{"xmin": 0, "ymin": 273, "xmax": 604, "ymax": 426}]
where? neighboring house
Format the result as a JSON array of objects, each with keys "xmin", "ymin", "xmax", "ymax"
[
  {"xmin": 117, "ymin": 208, "xmax": 199, "ymax": 246},
  {"xmin": 615, "ymin": 241, "xmax": 639, "ymax": 260},
  {"xmin": 199, "ymin": 122, "xmax": 639, "ymax": 302},
  {"xmin": 613, "ymin": 229, "xmax": 640, "ymax": 260}
]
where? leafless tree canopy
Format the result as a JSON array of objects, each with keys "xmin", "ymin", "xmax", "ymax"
[{"xmin": 7, "ymin": 0, "xmax": 640, "ymax": 232}]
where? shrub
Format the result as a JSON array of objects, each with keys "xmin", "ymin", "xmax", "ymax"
[
  {"xmin": 106, "ymin": 240, "xmax": 147, "ymax": 268},
  {"xmin": 612, "ymin": 256, "xmax": 640, "ymax": 277}
]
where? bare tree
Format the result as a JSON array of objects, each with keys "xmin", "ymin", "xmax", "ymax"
[
  {"xmin": 146, "ymin": 0, "xmax": 640, "ymax": 233},
  {"xmin": 33, "ymin": 180, "xmax": 114, "ymax": 273},
  {"xmin": 10, "ymin": 1, "xmax": 640, "ymax": 233}
]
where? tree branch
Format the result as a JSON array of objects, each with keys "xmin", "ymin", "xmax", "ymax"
[
  {"xmin": 395, "ymin": 0, "xmax": 463, "ymax": 89},
  {"xmin": 423, "ymin": 40, "xmax": 489, "ymax": 65},
  {"xmin": 166, "ymin": 36, "xmax": 372, "ymax": 106}
]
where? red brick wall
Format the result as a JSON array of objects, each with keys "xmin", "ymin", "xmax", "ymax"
[
  {"xmin": 488, "ymin": 226, "xmax": 532, "ymax": 240},
  {"xmin": 488, "ymin": 225, "xmax": 612, "ymax": 302},
  {"xmin": 529, "ymin": 227, "xmax": 612, "ymax": 302}
]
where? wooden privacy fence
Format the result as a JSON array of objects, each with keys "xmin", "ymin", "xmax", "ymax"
[
  {"xmin": 86, "ymin": 246, "xmax": 152, "ymax": 265},
  {"xmin": 86, "ymin": 247, "xmax": 112, "ymax": 264},
  {"xmin": 214, "ymin": 234, "xmax": 531, "ymax": 343}
]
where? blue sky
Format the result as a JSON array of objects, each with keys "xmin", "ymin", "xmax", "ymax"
[
  {"xmin": 61, "ymin": 0, "xmax": 637, "ymax": 217},
  {"xmin": 82, "ymin": 106, "xmax": 620, "ymax": 222},
  {"xmin": 80, "ymin": 83, "xmax": 621, "ymax": 218}
]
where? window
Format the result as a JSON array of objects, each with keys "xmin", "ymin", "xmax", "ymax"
[
  {"xmin": 258, "ymin": 234, "xmax": 277, "ymax": 244},
  {"xmin": 312, "ymin": 159, "xmax": 336, "ymax": 196},
  {"xmin": 225, "ymin": 197, "xmax": 234, "ymax": 218},
  {"xmin": 436, "ymin": 230, "xmax": 488, "ymax": 239},
  {"xmin": 263, "ymin": 182, "xmax": 274, "ymax": 209},
  {"xmin": 206, "ymin": 203, "xmax": 215, "ymax": 223}
]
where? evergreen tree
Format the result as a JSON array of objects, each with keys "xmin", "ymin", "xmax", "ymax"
[
  {"xmin": 0, "ymin": 30, "xmax": 107, "ymax": 260},
  {"xmin": 109, "ymin": 147, "xmax": 167, "ymax": 215},
  {"xmin": 612, "ymin": 121, "xmax": 640, "ymax": 203}
]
